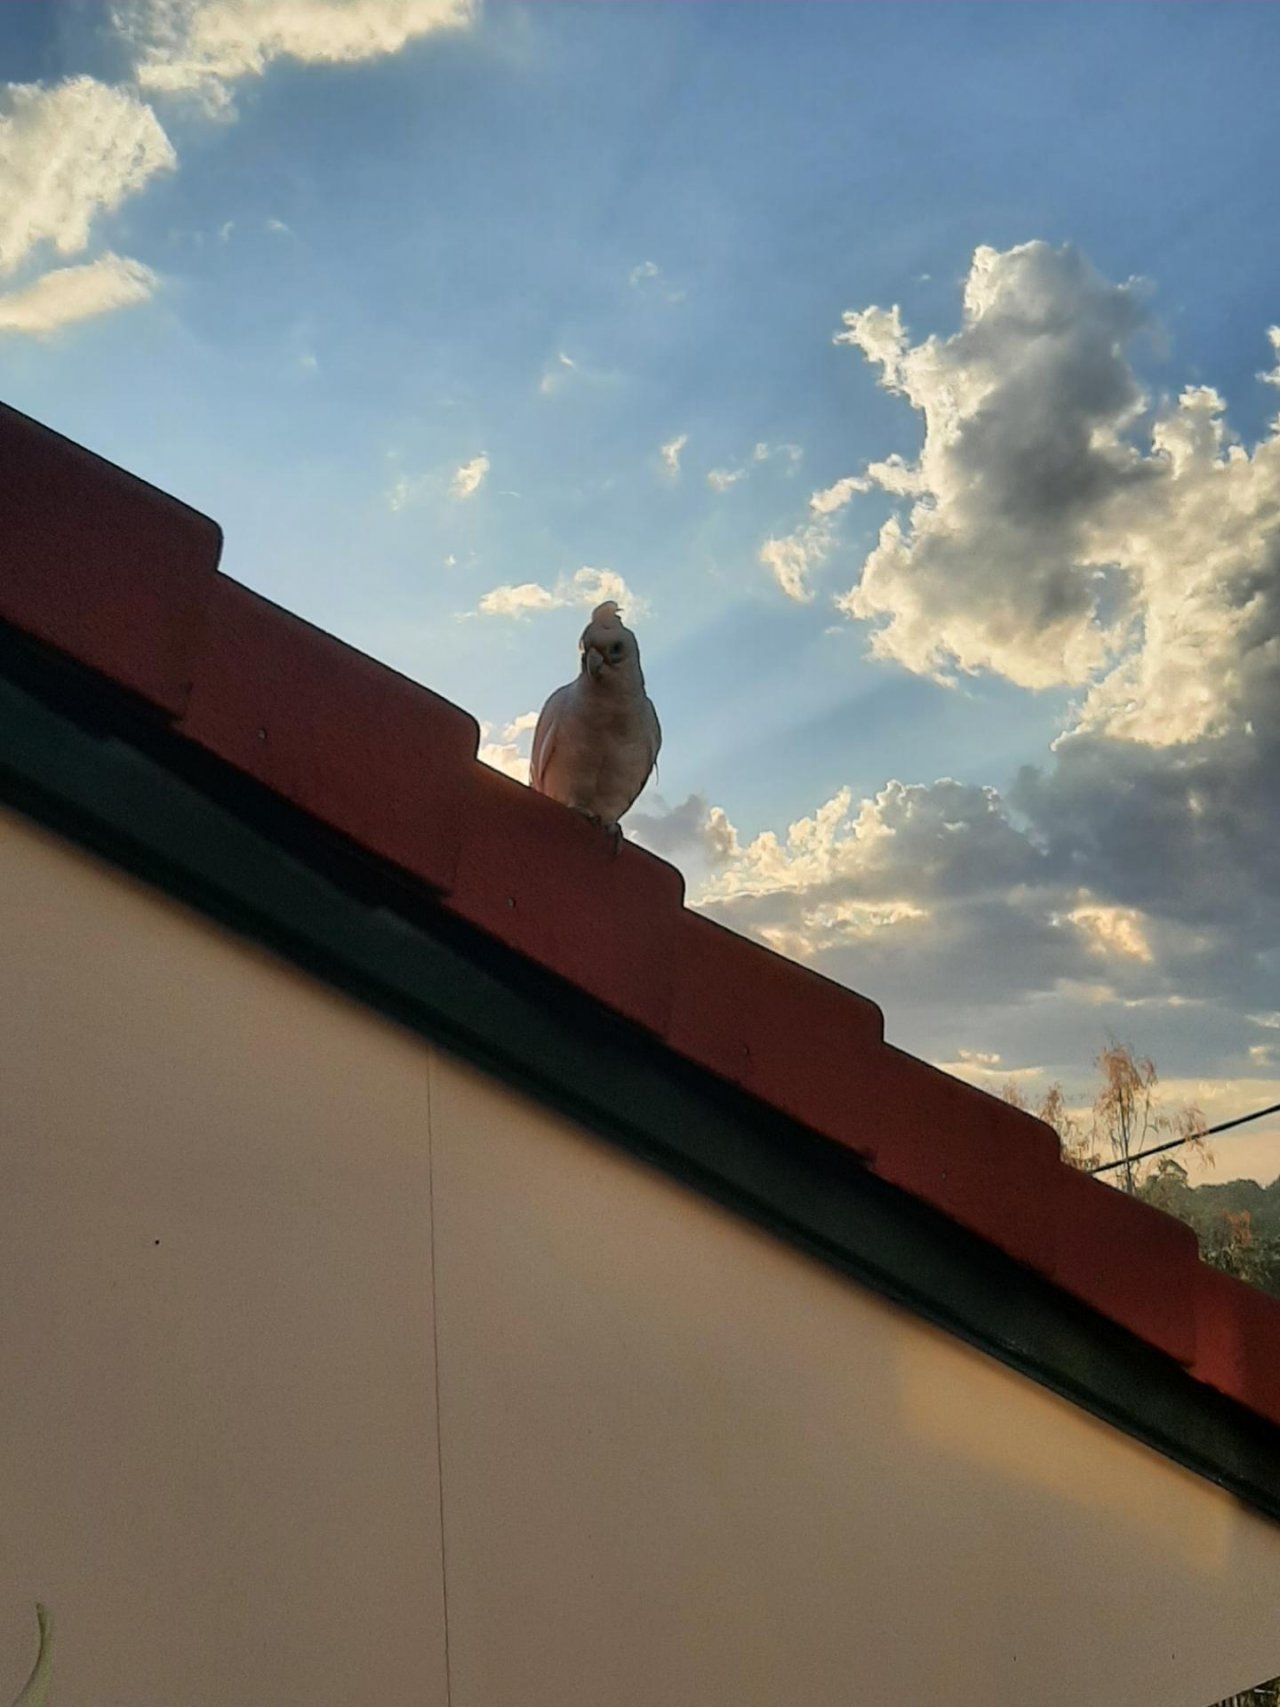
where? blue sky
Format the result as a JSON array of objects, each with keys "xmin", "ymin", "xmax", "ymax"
[{"xmin": 3, "ymin": 0, "xmax": 1279, "ymax": 1177}]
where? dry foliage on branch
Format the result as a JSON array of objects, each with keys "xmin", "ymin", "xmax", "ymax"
[{"xmin": 1002, "ymin": 1037, "xmax": 1207, "ymax": 1192}]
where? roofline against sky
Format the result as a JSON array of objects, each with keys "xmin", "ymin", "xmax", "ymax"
[{"xmin": 4, "ymin": 398, "xmax": 1280, "ymax": 1518}]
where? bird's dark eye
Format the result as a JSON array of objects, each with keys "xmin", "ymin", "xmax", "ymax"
[{"xmin": 607, "ymin": 641, "xmax": 625, "ymax": 662}]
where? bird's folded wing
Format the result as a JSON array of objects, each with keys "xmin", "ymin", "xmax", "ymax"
[
  {"xmin": 644, "ymin": 697, "xmax": 662, "ymax": 777},
  {"xmin": 530, "ymin": 685, "xmax": 569, "ymax": 792}
]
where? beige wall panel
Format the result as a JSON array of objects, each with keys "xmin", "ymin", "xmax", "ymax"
[
  {"xmin": 0, "ymin": 806, "xmax": 447, "ymax": 1707},
  {"xmin": 429, "ymin": 1049, "xmax": 1280, "ymax": 1707}
]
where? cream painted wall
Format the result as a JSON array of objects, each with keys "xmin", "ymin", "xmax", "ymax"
[
  {"xmin": 0, "ymin": 807, "xmax": 447, "ymax": 1707},
  {"xmin": 3, "ymin": 801, "xmax": 1279, "ymax": 1706},
  {"xmin": 429, "ymin": 1051, "xmax": 1280, "ymax": 1707}
]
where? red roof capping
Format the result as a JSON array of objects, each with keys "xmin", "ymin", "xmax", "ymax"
[
  {"xmin": 0, "ymin": 403, "xmax": 222, "ymax": 716},
  {"xmin": 4, "ymin": 399, "xmax": 1280, "ymax": 1431}
]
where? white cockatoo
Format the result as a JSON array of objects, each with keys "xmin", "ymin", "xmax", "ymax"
[{"xmin": 530, "ymin": 600, "xmax": 661, "ymax": 834}]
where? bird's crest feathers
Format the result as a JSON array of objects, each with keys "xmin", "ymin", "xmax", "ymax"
[{"xmin": 579, "ymin": 600, "xmax": 627, "ymax": 653}]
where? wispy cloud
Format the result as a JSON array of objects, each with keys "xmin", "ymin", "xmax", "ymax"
[
  {"xmin": 474, "ymin": 566, "xmax": 648, "ymax": 622},
  {"xmin": 627, "ymin": 256, "xmax": 684, "ymax": 302},
  {"xmin": 539, "ymin": 350, "xmax": 577, "ymax": 397},
  {"xmin": 1261, "ymin": 327, "xmax": 1280, "ymax": 388},
  {"xmin": 476, "ymin": 583, "xmax": 559, "ymax": 619},
  {"xmin": 386, "ymin": 451, "xmax": 489, "ymax": 510},
  {"xmin": 660, "ymin": 432, "xmax": 687, "ymax": 478},
  {"xmin": 478, "ymin": 711, "xmax": 538, "ymax": 783},
  {"xmin": 450, "ymin": 453, "xmax": 490, "ymax": 500},
  {"xmin": 386, "ymin": 472, "xmax": 427, "ymax": 512},
  {"xmin": 709, "ymin": 441, "xmax": 801, "ymax": 496},
  {"xmin": 707, "ymin": 466, "xmax": 744, "ymax": 493},
  {"xmin": 754, "ymin": 441, "xmax": 802, "ymax": 468},
  {"xmin": 538, "ymin": 346, "xmax": 625, "ymax": 398},
  {"xmin": 757, "ymin": 472, "xmax": 863, "ymax": 601},
  {"xmin": 937, "ymin": 1052, "xmax": 1043, "ymax": 1088},
  {"xmin": 0, "ymin": 252, "xmax": 158, "ymax": 335}
]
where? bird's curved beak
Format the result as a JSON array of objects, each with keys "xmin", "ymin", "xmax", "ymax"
[{"xmin": 585, "ymin": 646, "xmax": 605, "ymax": 679}]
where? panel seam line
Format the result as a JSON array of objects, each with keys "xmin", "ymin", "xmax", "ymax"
[{"xmin": 426, "ymin": 1050, "xmax": 454, "ymax": 1707}]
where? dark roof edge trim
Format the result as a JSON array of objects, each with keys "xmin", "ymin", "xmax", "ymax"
[{"xmin": 3, "ymin": 632, "xmax": 1280, "ymax": 1523}]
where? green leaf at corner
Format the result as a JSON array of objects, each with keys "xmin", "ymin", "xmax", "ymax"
[{"xmin": 9, "ymin": 1605, "xmax": 52, "ymax": 1707}]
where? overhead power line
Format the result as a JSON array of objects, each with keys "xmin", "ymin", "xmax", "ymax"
[{"xmin": 1087, "ymin": 1100, "xmax": 1280, "ymax": 1178}]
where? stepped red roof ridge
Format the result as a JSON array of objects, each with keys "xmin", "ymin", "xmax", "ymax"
[{"xmin": 4, "ymin": 398, "xmax": 1278, "ymax": 1430}]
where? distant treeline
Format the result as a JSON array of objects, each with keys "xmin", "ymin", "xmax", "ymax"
[{"xmin": 1141, "ymin": 1162, "xmax": 1280, "ymax": 1301}]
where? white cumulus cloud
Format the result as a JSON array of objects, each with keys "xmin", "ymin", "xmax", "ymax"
[
  {"xmin": 121, "ymin": 0, "xmax": 475, "ymax": 110},
  {"xmin": 1063, "ymin": 900, "xmax": 1154, "ymax": 964},
  {"xmin": 678, "ymin": 242, "xmax": 1280, "ymax": 1137},
  {"xmin": 627, "ymin": 794, "xmax": 739, "ymax": 865},
  {"xmin": 833, "ymin": 241, "xmax": 1156, "ymax": 689},
  {"xmin": 0, "ymin": 77, "xmax": 175, "ymax": 279},
  {"xmin": 690, "ymin": 776, "xmax": 1109, "ymax": 1024},
  {"xmin": 827, "ymin": 240, "xmax": 1280, "ymax": 749},
  {"xmin": 0, "ymin": 3, "xmax": 472, "ymax": 338},
  {"xmin": 1066, "ymin": 380, "xmax": 1280, "ymax": 747}
]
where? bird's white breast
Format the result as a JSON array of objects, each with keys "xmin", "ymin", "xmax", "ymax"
[{"xmin": 538, "ymin": 678, "xmax": 657, "ymax": 827}]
